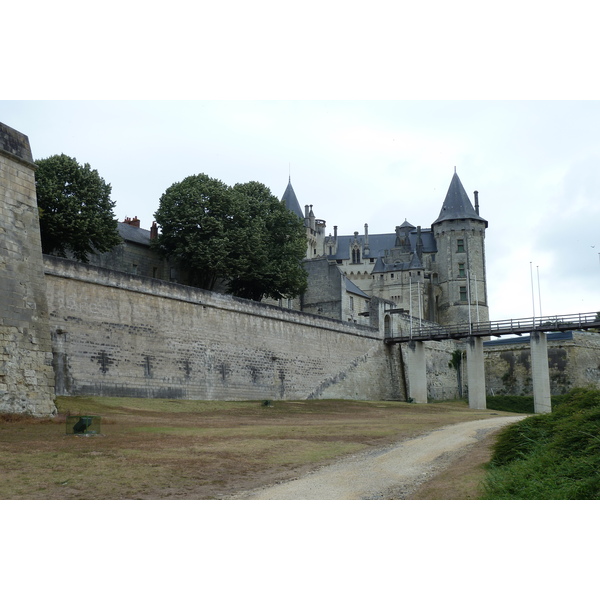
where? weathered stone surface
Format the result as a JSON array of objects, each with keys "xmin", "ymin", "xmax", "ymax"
[
  {"xmin": 0, "ymin": 123, "xmax": 57, "ymax": 416},
  {"xmin": 44, "ymin": 256, "xmax": 405, "ymax": 401}
]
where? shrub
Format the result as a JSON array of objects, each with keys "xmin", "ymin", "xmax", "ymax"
[{"xmin": 482, "ymin": 388, "xmax": 600, "ymax": 499}]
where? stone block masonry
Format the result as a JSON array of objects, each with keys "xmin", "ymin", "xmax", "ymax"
[
  {"xmin": 0, "ymin": 123, "xmax": 57, "ymax": 416},
  {"xmin": 44, "ymin": 257, "xmax": 405, "ymax": 402}
]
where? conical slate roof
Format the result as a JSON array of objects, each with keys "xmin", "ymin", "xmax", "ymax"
[
  {"xmin": 432, "ymin": 172, "xmax": 487, "ymax": 227},
  {"xmin": 281, "ymin": 177, "xmax": 304, "ymax": 219},
  {"xmin": 408, "ymin": 251, "xmax": 423, "ymax": 269}
]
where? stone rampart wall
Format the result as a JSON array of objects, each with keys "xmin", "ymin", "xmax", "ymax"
[
  {"xmin": 44, "ymin": 256, "xmax": 408, "ymax": 401},
  {"xmin": 0, "ymin": 124, "xmax": 56, "ymax": 416},
  {"xmin": 484, "ymin": 332, "xmax": 600, "ymax": 396}
]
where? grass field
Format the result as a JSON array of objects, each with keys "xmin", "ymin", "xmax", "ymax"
[
  {"xmin": 482, "ymin": 388, "xmax": 600, "ymax": 499},
  {"xmin": 0, "ymin": 396, "xmax": 515, "ymax": 500}
]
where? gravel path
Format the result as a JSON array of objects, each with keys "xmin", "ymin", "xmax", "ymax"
[{"xmin": 233, "ymin": 415, "xmax": 526, "ymax": 500}]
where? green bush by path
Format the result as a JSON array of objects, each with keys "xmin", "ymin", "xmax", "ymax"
[
  {"xmin": 482, "ymin": 388, "xmax": 600, "ymax": 499},
  {"xmin": 485, "ymin": 395, "xmax": 534, "ymax": 413}
]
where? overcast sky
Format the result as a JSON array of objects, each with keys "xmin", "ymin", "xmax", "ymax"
[
  {"xmin": 2, "ymin": 100, "xmax": 598, "ymax": 322},
  {"xmin": 3, "ymin": 1, "xmax": 599, "ymax": 324}
]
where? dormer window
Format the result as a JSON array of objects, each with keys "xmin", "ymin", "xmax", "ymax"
[{"xmin": 352, "ymin": 247, "xmax": 361, "ymax": 263}]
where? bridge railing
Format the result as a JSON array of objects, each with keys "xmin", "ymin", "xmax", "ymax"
[{"xmin": 389, "ymin": 311, "xmax": 600, "ymax": 342}]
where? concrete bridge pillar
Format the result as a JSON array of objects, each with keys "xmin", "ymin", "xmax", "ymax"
[
  {"xmin": 406, "ymin": 341, "xmax": 427, "ymax": 403},
  {"xmin": 530, "ymin": 331, "xmax": 552, "ymax": 413},
  {"xmin": 466, "ymin": 337, "xmax": 486, "ymax": 409}
]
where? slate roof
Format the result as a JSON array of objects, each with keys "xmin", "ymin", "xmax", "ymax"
[
  {"xmin": 370, "ymin": 253, "xmax": 423, "ymax": 273},
  {"xmin": 345, "ymin": 276, "xmax": 370, "ymax": 298},
  {"xmin": 330, "ymin": 229, "xmax": 437, "ymax": 263},
  {"xmin": 432, "ymin": 172, "xmax": 487, "ymax": 227},
  {"xmin": 118, "ymin": 222, "xmax": 152, "ymax": 246},
  {"xmin": 281, "ymin": 178, "xmax": 304, "ymax": 220}
]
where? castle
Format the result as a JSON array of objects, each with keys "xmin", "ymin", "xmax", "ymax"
[
  {"xmin": 2, "ymin": 121, "xmax": 598, "ymax": 418},
  {"xmin": 282, "ymin": 171, "xmax": 489, "ymax": 328}
]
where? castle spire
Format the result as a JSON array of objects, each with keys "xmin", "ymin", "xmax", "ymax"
[
  {"xmin": 432, "ymin": 172, "xmax": 487, "ymax": 227},
  {"xmin": 281, "ymin": 177, "xmax": 304, "ymax": 220}
]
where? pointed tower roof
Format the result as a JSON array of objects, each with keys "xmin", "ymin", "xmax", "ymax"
[
  {"xmin": 281, "ymin": 177, "xmax": 304, "ymax": 219},
  {"xmin": 432, "ymin": 172, "xmax": 487, "ymax": 227},
  {"xmin": 408, "ymin": 251, "xmax": 423, "ymax": 269}
]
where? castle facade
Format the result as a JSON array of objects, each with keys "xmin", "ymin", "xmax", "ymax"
[{"xmin": 282, "ymin": 171, "xmax": 490, "ymax": 327}]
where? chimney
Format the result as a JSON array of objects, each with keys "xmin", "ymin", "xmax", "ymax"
[
  {"xmin": 150, "ymin": 221, "xmax": 158, "ymax": 240},
  {"xmin": 334, "ymin": 225, "xmax": 338, "ymax": 241},
  {"xmin": 123, "ymin": 216, "xmax": 140, "ymax": 228},
  {"xmin": 364, "ymin": 223, "xmax": 369, "ymax": 247},
  {"xmin": 474, "ymin": 191, "xmax": 479, "ymax": 215}
]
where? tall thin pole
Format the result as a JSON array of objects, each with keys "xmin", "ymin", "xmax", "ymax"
[
  {"xmin": 409, "ymin": 273, "xmax": 413, "ymax": 339},
  {"xmin": 530, "ymin": 262, "xmax": 536, "ymax": 326},
  {"xmin": 466, "ymin": 268, "xmax": 472, "ymax": 334},
  {"xmin": 537, "ymin": 265, "xmax": 542, "ymax": 318},
  {"xmin": 474, "ymin": 272, "xmax": 480, "ymax": 322}
]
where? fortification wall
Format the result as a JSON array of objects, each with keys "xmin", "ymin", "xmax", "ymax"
[
  {"xmin": 484, "ymin": 332, "xmax": 600, "ymax": 396},
  {"xmin": 0, "ymin": 124, "xmax": 57, "ymax": 416},
  {"xmin": 44, "ymin": 256, "xmax": 407, "ymax": 401}
]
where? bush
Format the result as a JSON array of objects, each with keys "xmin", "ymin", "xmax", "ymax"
[
  {"xmin": 485, "ymin": 395, "xmax": 534, "ymax": 413},
  {"xmin": 482, "ymin": 388, "xmax": 600, "ymax": 499}
]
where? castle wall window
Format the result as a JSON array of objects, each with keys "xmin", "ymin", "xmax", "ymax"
[
  {"xmin": 459, "ymin": 286, "xmax": 467, "ymax": 301},
  {"xmin": 457, "ymin": 239, "xmax": 465, "ymax": 252},
  {"xmin": 458, "ymin": 263, "xmax": 465, "ymax": 277},
  {"xmin": 352, "ymin": 248, "xmax": 361, "ymax": 263},
  {"xmin": 350, "ymin": 297, "xmax": 354, "ymax": 311}
]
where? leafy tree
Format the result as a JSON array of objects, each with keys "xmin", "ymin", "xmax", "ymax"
[
  {"xmin": 227, "ymin": 181, "xmax": 308, "ymax": 301},
  {"xmin": 35, "ymin": 154, "xmax": 121, "ymax": 262},
  {"xmin": 153, "ymin": 175, "xmax": 308, "ymax": 301},
  {"xmin": 152, "ymin": 173, "xmax": 240, "ymax": 290}
]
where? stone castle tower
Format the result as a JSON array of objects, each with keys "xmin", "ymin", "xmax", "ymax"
[
  {"xmin": 431, "ymin": 172, "xmax": 489, "ymax": 326},
  {"xmin": 0, "ymin": 123, "xmax": 57, "ymax": 416}
]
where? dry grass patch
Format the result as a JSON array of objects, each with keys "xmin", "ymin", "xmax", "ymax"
[{"xmin": 0, "ymin": 396, "xmax": 516, "ymax": 499}]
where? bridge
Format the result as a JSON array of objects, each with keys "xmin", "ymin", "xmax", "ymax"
[
  {"xmin": 383, "ymin": 311, "xmax": 600, "ymax": 414},
  {"xmin": 384, "ymin": 311, "xmax": 600, "ymax": 343}
]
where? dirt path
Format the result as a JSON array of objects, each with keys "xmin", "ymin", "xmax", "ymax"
[{"xmin": 233, "ymin": 415, "xmax": 525, "ymax": 500}]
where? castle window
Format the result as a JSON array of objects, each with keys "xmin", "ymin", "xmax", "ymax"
[
  {"xmin": 457, "ymin": 239, "xmax": 465, "ymax": 252},
  {"xmin": 459, "ymin": 286, "xmax": 467, "ymax": 301},
  {"xmin": 350, "ymin": 297, "xmax": 354, "ymax": 311},
  {"xmin": 352, "ymin": 247, "xmax": 361, "ymax": 263},
  {"xmin": 328, "ymin": 246, "xmax": 332, "ymax": 255},
  {"xmin": 390, "ymin": 273, "xmax": 394, "ymax": 278},
  {"xmin": 458, "ymin": 263, "xmax": 465, "ymax": 277}
]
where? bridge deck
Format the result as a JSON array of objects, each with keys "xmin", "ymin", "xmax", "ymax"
[{"xmin": 384, "ymin": 311, "xmax": 600, "ymax": 344}]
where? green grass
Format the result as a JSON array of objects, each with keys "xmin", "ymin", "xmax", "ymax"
[
  {"xmin": 482, "ymin": 388, "xmax": 600, "ymax": 499},
  {"xmin": 485, "ymin": 395, "xmax": 535, "ymax": 413}
]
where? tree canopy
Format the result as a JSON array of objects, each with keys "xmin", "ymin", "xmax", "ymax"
[
  {"xmin": 35, "ymin": 154, "xmax": 121, "ymax": 262},
  {"xmin": 153, "ymin": 174, "xmax": 308, "ymax": 301}
]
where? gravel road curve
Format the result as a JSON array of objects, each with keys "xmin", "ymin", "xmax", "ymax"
[{"xmin": 233, "ymin": 415, "xmax": 526, "ymax": 500}]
